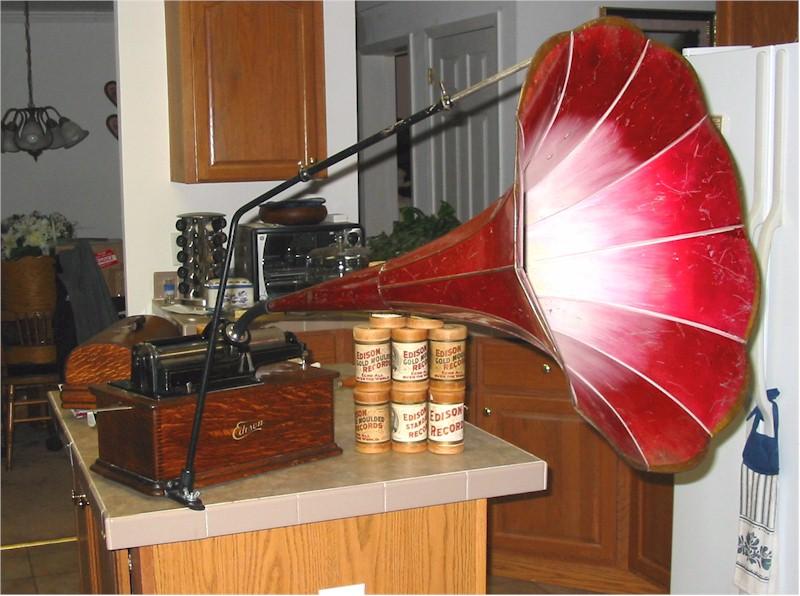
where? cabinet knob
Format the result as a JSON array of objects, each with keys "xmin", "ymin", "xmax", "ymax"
[
  {"xmin": 71, "ymin": 490, "xmax": 89, "ymax": 508},
  {"xmin": 483, "ymin": 407, "xmax": 493, "ymax": 417},
  {"xmin": 542, "ymin": 363, "xmax": 551, "ymax": 374}
]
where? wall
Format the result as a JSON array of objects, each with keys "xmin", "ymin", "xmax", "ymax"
[
  {"xmin": 1, "ymin": 5, "xmax": 121, "ymax": 239},
  {"xmin": 116, "ymin": 0, "xmax": 359, "ymax": 315}
]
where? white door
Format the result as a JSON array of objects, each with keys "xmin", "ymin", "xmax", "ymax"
[{"xmin": 427, "ymin": 25, "xmax": 499, "ymax": 222}]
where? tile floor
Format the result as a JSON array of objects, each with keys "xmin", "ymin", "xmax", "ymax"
[
  {"xmin": 2, "ymin": 542, "xmax": 80, "ymax": 594},
  {"xmin": 1, "ymin": 423, "xmax": 80, "ymax": 594}
]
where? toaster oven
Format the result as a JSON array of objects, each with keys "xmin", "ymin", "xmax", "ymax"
[{"xmin": 233, "ymin": 222, "xmax": 366, "ymax": 302}]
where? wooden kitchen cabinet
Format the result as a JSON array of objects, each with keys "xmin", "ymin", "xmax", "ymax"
[
  {"xmin": 467, "ymin": 336, "xmax": 673, "ymax": 594},
  {"xmin": 165, "ymin": 1, "xmax": 327, "ymax": 182},
  {"xmin": 295, "ymin": 328, "xmax": 354, "ymax": 365},
  {"xmin": 716, "ymin": 1, "xmax": 798, "ymax": 47},
  {"xmin": 72, "ymin": 464, "xmax": 130, "ymax": 594}
]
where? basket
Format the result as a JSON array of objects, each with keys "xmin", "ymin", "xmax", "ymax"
[{"xmin": 1, "ymin": 255, "xmax": 57, "ymax": 312}]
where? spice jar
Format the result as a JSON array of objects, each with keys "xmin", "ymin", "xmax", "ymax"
[
  {"xmin": 428, "ymin": 380, "xmax": 466, "ymax": 454},
  {"xmin": 353, "ymin": 382, "xmax": 391, "ymax": 453},
  {"xmin": 369, "ymin": 312, "xmax": 407, "ymax": 329},
  {"xmin": 391, "ymin": 327, "xmax": 429, "ymax": 382},
  {"xmin": 428, "ymin": 324, "xmax": 468, "ymax": 382},
  {"xmin": 390, "ymin": 380, "xmax": 429, "ymax": 453},
  {"xmin": 353, "ymin": 325, "xmax": 392, "ymax": 384}
]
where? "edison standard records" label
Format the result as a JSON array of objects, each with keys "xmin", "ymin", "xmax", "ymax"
[
  {"xmin": 428, "ymin": 402, "xmax": 464, "ymax": 443},
  {"xmin": 428, "ymin": 379, "xmax": 465, "ymax": 454},
  {"xmin": 391, "ymin": 402, "xmax": 428, "ymax": 443}
]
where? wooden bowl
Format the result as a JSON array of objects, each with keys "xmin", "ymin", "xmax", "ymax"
[{"xmin": 259, "ymin": 199, "xmax": 327, "ymax": 225}]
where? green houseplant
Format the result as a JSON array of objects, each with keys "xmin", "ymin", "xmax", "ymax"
[{"xmin": 367, "ymin": 202, "xmax": 461, "ymax": 261}]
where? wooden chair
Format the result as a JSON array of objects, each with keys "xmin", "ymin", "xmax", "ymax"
[{"xmin": 1, "ymin": 310, "xmax": 62, "ymax": 470}]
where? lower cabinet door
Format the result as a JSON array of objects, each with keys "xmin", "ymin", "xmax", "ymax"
[
  {"xmin": 72, "ymin": 465, "xmax": 100, "ymax": 594},
  {"xmin": 295, "ymin": 328, "xmax": 355, "ymax": 365},
  {"xmin": 469, "ymin": 336, "xmax": 672, "ymax": 594},
  {"xmin": 72, "ymin": 464, "xmax": 130, "ymax": 594}
]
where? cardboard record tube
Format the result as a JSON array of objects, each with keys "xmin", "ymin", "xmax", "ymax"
[
  {"xmin": 428, "ymin": 380, "xmax": 466, "ymax": 455},
  {"xmin": 353, "ymin": 382, "xmax": 391, "ymax": 453},
  {"xmin": 369, "ymin": 312, "xmax": 407, "ymax": 328},
  {"xmin": 353, "ymin": 325, "xmax": 392, "ymax": 384},
  {"xmin": 406, "ymin": 315, "xmax": 444, "ymax": 330},
  {"xmin": 391, "ymin": 327, "xmax": 429, "ymax": 382},
  {"xmin": 390, "ymin": 380, "xmax": 429, "ymax": 453}
]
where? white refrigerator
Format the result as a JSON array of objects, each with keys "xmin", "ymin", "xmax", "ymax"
[{"xmin": 671, "ymin": 44, "xmax": 798, "ymax": 594}]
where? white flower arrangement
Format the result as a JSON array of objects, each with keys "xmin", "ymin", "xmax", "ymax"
[{"xmin": 1, "ymin": 211, "xmax": 75, "ymax": 260}]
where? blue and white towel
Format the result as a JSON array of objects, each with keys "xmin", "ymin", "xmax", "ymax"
[{"xmin": 735, "ymin": 388, "xmax": 780, "ymax": 593}]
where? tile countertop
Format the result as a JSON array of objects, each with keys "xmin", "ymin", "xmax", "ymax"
[{"xmin": 52, "ymin": 364, "xmax": 547, "ymax": 552}]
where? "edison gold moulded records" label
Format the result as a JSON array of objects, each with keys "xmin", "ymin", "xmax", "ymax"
[
  {"xmin": 354, "ymin": 342, "xmax": 391, "ymax": 383},
  {"xmin": 354, "ymin": 403, "xmax": 391, "ymax": 443},
  {"xmin": 429, "ymin": 339, "xmax": 466, "ymax": 381},
  {"xmin": 392, "ymin": 340, "xmax": 428, "ymax": 382}
]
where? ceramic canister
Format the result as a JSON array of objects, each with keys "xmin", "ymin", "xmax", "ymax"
[{"xmin": 204, "ymin": 277, "xmax": 254, "ymax": 309}]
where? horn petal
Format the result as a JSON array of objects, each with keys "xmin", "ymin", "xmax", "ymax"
[{"xmin": 269, "ymin": 18, "xmax": 758, "ymax": 472}]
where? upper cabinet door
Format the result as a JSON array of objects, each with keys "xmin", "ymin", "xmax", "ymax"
[{"xmin": 165, "ymin": 1, "xmax": 327, "ymax": 183}]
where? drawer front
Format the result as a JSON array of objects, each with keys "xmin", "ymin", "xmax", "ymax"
[{"xmin": 473, "ymin": 337, "xmax": 567, "ymax": 393}]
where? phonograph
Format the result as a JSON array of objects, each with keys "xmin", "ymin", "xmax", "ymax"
[{"xmin": 90, "ymin": 17, "xmax": 757, "ymax": 510}]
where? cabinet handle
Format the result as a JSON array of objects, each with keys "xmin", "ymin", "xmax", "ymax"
[
  {"xmin": 297, "ymin": 157, "xmax": 316, "ymax": 179},
  {"xmin": 542, "ymin": 363, "xmax": 551, "ymax": 374},
  {"xmin": 483, "ymin": 407, "xmax": 492, "ymax": 417},
  {"xmin": 71, "ymin": 490, "xmax": 89, "ymax": 508}
]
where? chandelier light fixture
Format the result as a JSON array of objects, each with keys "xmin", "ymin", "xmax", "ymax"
[{"xmin": 1, "ymin": 1, "xmax": 89, "ymax": 160}]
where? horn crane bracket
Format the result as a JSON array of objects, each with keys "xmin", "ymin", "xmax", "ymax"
[{"xmin": 270, "ymin": 18, "xmax": 758, "ymax": 473}]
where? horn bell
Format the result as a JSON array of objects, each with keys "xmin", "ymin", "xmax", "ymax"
[{"xmin": 269, "ymin": 17, "xmax": 758, "ymax": 473}]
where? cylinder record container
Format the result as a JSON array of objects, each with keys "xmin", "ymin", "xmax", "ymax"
[
  {"xmin": 391, "ymin": 327, "xmax": 429, "ymax": 382},
  {"xmin": 406, "ymin": 315, "xmax": 445, "ymax": 330},
  {"xmin": 390, "ymin": 380, "xmax": 429, "ymax": 453},
  {"xmin": 428, "ymin": 380, "xmax": 466, "ymax": 454},
  {"xmin": 428, "ymin": 324, "xmax": 468, "ymax": 382},
  {"xmin": 353, "ymin": 382, "xmax": 392, "ymax": 453},
  {"xmin": 353, "ymin": 325, "xmax": 392, "ymax": 384},
  {"xmin": 369, "ymin": 312, "xmax": 407, "ymax": 329}
]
